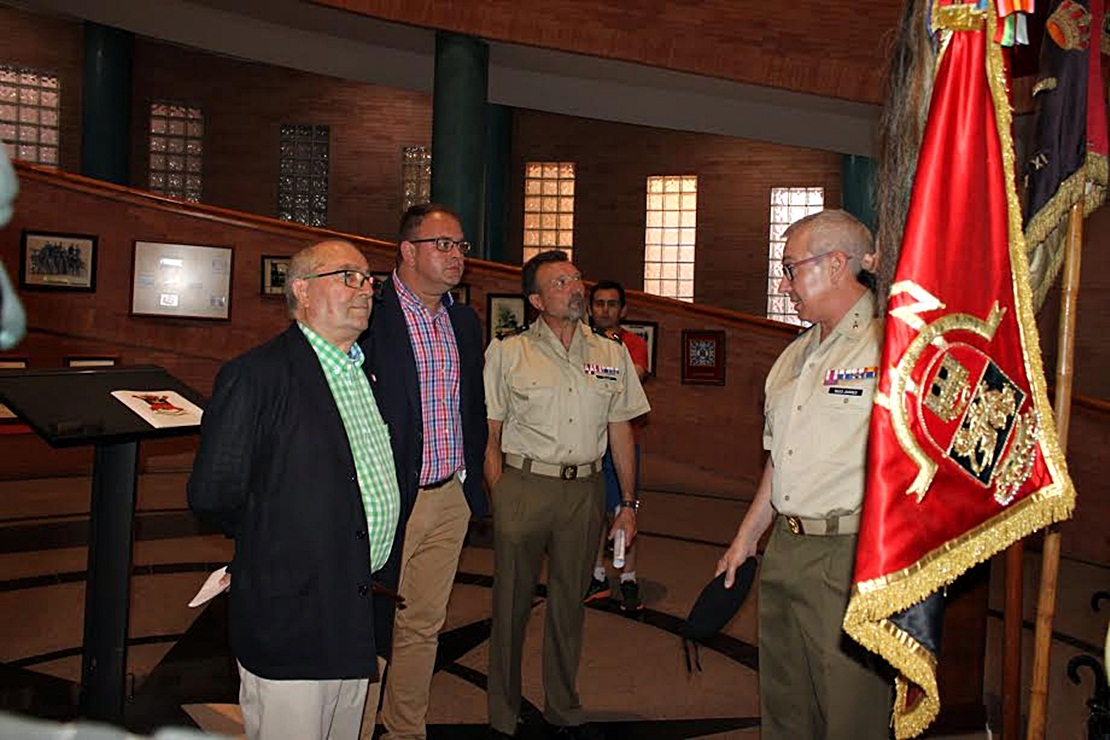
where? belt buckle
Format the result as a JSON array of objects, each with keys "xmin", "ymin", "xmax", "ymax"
[
  {"xmin": 786, "ymin": 516, "xmax": 803, "ymax": 535},
  {"xmin": 559, "ymin": 465, "xmax": 578, "ymax": 481}
]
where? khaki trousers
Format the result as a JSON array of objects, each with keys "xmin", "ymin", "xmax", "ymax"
[
  {"xmin": 758, "ymin": 516, "xmax": 893, "ymax": 739},
  {"xmin": 238, "ymin": 662, "xmax": 369, "ymax": 740},
  {"xmin": 376, "ymin": 476, "xmax": 471, "ymax": 740},
  {"xmin": 487, "ymin": 465, "xmax": 605, "ymax": 733}
]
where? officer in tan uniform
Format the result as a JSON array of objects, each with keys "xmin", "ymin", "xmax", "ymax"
[
  {"xmin": 716, "ymin": 210, "xmax": 892, "ymax": 739},
  {"xmin": 484, "ymin": 250, "xmax": 649, "ymax": 739}
]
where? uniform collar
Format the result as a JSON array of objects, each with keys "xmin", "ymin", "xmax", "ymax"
[
  {"xmin": 531, "ymin": 316, "xmax": 588, "ymax": 357},
  {"xmin": 828, "ymin": 290, "xmax": 876, "ymax": 341}
]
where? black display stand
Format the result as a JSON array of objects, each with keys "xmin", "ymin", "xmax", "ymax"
[{"xmin": 0, "ymin": 366, "xmax": 204, "ymax": 725}]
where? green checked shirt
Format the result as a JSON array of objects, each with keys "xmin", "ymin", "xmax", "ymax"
[{"xmin": 300, "ymin": 323, "xmax": 400, "ymax": 571}]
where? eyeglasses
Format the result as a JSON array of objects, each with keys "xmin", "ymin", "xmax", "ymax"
[
  {"xmin": 409, "ymin": 237, "xmax": 472, "ymax": 255},
  {"xmin": 302, "ymin": 269, "xmax": 375, "ymax": 289},
  {"xmin": 550, "ymin": 273, "xmax": 583, "ymax": 291},
  {"xmin": 782, "ymin": 251, "xmax": 841, "ymax": 282}
]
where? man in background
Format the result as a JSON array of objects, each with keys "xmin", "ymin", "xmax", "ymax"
[
  {"xmin": 582, "ymin": 280, "xmax": 650, "ymax": 611},
  {"xmin": 715, "ymin": 210, "xmax": 891, "ymax": 738},
  {"xmin": 484, "ymin": 251, "xmax": 650, "ymax": 739},
  {"xmin": 360, "ymin": 203, "xmax": 488, "ymax": 739},
  {"xmin": 189, "ymin": 240, "xmax": 399, "ymax": 740}
]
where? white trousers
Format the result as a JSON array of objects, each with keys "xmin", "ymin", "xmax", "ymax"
[{"xmin": 238, "ymin": 662, "xmax": 370, "ymax": 740}]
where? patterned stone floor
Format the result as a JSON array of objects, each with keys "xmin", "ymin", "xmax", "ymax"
[{"xmin": 0, "ymin": 470, "xmax": 1105, "ymax": 738}]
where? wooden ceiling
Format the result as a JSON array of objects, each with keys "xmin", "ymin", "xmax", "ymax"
[{"xmin": 314, "ymin": 0, "xmax": 908, "ymax": 105}]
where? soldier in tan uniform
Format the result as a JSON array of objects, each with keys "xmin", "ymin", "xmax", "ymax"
[
  {"xmin": 716, "ymin": 210, "xmax": 892, "ymax": 739},
  {"xmin": 484, "ymin": 250, "xmax": 649, "ymax": 739}
]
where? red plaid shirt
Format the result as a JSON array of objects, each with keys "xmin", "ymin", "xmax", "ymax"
[{"xmin": 394, "ymin": 272, "xmax": 464, "ymax": 485}]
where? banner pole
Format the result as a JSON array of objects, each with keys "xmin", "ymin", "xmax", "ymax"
[
  {"xmin": 1003, "ymin": 542, "xmax": 1024, "ymax": 740},
  {"xmin": 1025, "ymin": 201, "xmax": 1084, "ymax": 739}
]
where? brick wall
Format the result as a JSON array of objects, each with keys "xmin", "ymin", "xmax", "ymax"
[
  {"xmin": 318, "ymin": 0, "xmax": 904, "ymax": 104},
  {"xmin": 0, "ymin": 5, "xmax": 83, "ymax": 172},
  {"xmin": 128, "ymin": 38, "xmax": 433, "ymax": 243},
  {"xmin": 510, "ymin": 110, "xmax": 843, "ymax": 315}
]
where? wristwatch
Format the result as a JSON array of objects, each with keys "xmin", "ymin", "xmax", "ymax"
[{"xmin": 619, "ymin": 499, "xmax": 640, "ymax": 512}]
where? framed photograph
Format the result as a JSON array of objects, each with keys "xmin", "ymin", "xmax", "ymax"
[
  {"xmin": 19, "ymin": 230, "xmax": 98, "ymax": 291},
  {"xmin": 260, "ymin": 255, "xmax": 290, "ymax": 297},
  {"xmin": 681, "ymin": 329, "xmax": 726, "ymax": 385},
  {"xmin": 130, "ymin": 241, "xmax": 233, "ymax": 321},
  {"xmin": 449, "ymin": 283, "xmax": 470, "ymax": 305},
  {"xmin": 487, "ymin": 293, "xmax": 528, "ymax": 341},
  {"xmin": 64, "ymin": 355, "xmax": 119, "ymax": 368},
  {"xmin": 620, "ymin": 320, "xmax": 659, "ymax": 377},
  {"xmin": 371, "ymin": 271, "xmax": 392, "ymax": 297},
  {"xmin": 0, "ymin": 356, "xmax": 28, "ymax": 424}
]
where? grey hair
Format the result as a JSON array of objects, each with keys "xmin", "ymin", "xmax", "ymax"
[
  {"xmin": 283, "ymin": 242, "xmax": 333, "ymax": 315},
  {"xmin": 784, "ymin": 209, "xmax": 875, "ymax": 281}
]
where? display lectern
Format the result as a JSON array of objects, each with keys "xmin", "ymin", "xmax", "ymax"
[{"xmin": 0, "ymin": 365, "xmax": 204, "ymax": 724}]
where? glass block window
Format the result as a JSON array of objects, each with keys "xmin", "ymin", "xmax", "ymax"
[
  {"xmin": 401, "ymin": 146, "xmax": 431, "ymax": 213},
  {"xmin": 0, "ymin": 65, "xmax": 60, "ymax": 165},
  {"xmin": 149, "ymin": 102, "xmax": 203, "ymax": 202},
  {"xmin": 523, "ymin": 161, "xmax": 575, "ymax": 263},
  {"xmin": 643, "ymin": 175, "xmax": 696, "ymax": 302},
  {"xmin": 767, "ymin": 186, "xmax": 824, "ymax": 324},
  {"xmin": 279, "ymin": 124, "xmax": 329, "ymax": 227}
]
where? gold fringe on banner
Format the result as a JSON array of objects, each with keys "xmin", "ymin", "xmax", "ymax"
[{"xmin": 842, "ymin": 3, "xmax": 1077, "ymax": 736}]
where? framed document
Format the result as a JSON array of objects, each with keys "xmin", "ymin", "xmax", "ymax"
[{"xmin": 130, "ymin": 241, "xmax": 233, "ymax": 320}]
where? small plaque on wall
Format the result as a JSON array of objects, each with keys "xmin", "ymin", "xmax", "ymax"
[
  {"xmin": 130, "ymin": 241, "xmax": 233, "ymax": 320},
  {"xmin": 681, "ymin": 329, "xmax": 726, "ymax": 385}
]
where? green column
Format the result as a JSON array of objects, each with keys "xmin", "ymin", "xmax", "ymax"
[
  {"xmin": 841, "ymin": 154, "xmax": 876, "ymax": 233},
  {"xmin": 483, "ymin": 104, "xmax": 513, "ymax": 263},
  {"xmin": 82, "ymin": 22, "xmax": 133, "ymax": 185},
  {"xmin": 432, "ymin": 32, "xmax": 488, "ymax": 252}
]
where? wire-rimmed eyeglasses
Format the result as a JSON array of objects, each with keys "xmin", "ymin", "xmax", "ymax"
[
  {"xmin": 782, "ymin": 251, "xmax": 842, "ymax": 282},
  {"xmin": 302, "ymin": 269, "xmax": 375, "ymax": 289},
  {"xmin": 409, "ymin": 236, "xmax": 472, "ymax": 255}
]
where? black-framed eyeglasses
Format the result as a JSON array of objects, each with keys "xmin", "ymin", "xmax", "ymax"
[
  {"xmin": 302, "ymin": 269, "xmax": 375, "ymax": 289},
  {"xmin": 782, "ymin": 251, "xmax": 841, "ymax": 282},
  {"xmin": 409, "ymin": 236, "xmax": 472, "ymax": 255}
]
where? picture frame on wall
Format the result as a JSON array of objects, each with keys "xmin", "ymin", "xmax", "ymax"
[
  {"xmin": 371, "ymin": 271, "xmax": 392, "ymax": 297},
  {"xmin": 620, "ymin": 320, "xmax": 659, "ymax": 377},
  {"xmin": 449, "ymin": 283, "xmax": 470, "ymax": 306},
  {"xmin": 64, "ymin": 355, "xmax": 119, "ymax": 368},
  {"xmin": 0, "ymin": 356, "xmax": 28, "ymax": 425},
  {"xmin": 681, "ymin": 329, "xmax": 726, "ymax": 385},
  {"xmin": 260, "ymin": 255, "xmax": 291, "ymax": 297},
  {"xmin": 19, "ymin": 230, "xmax": 98, "ymax": 292},
  {"xmin": 487, "ymin": 293, "xmax": 528, "ymax": 342},
  {"xmin": 130, "ymin": 240, "xmax": 233, "ymax": 321}
]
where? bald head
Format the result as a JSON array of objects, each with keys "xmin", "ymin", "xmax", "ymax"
[
  {"xmin": 285, "ymin": 240, "xmax": 357, "ymax": 314},
  {"xmin": 285, "ymin": 240, "xmax": 372, "ymax": 351}
]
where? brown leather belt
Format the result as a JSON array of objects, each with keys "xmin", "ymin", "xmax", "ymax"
[
  {"xmin": 504, "ymin": 453, "xmax": 602, "ymax": 480},
  {"xmin": 782, "ymin": 511, "xmax": 861, "ymax": 536}
]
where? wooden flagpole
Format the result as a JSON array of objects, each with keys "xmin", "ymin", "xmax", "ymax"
[
  {"xmin": 1025, "ymin": 201, "xmax": 1085, "ymax": 739},
  {"xmin": 1003, "ymin": 541, "xmax": 1025, "ymax": 740}
]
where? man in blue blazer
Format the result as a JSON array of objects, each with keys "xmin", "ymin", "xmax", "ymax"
[
  {"xmin": 360, "ymin": 204, "xmax": 488, "ymax": 739},
  {"xmin": 189, "ymin": 240, "xmax": 401, "ymax": 740}
]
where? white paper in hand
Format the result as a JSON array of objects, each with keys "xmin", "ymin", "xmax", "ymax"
[{"xmin": 188, "ymin": 566, "xmax": 230, "ymax": 607}]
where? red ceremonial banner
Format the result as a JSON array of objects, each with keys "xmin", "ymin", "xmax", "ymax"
[{"xmin": 842, "ymin": 3, "xmax": 1077, "ymax": 737}]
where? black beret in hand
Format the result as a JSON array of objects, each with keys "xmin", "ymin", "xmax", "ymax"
[{"xmin": 682, "ymin": 556, "xmax": 757, "ymax": 672}]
